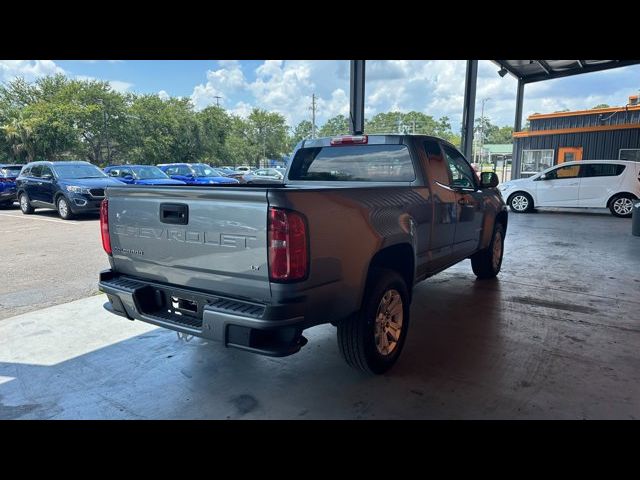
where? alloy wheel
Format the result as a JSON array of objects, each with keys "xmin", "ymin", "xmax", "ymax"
[
  {"xmin": 613, "ymin": 197, "xmax": 633, "ymax": 216},
  {"xmin": 374, "ymin": 289, "xmax": 403, "ymax": 356},
  {"xmin": 511, "ymin": 195, "xmax": 529, "ymax": 211},
  {"xmin": 492, "ymin": 230, "xmax": 503, "ymax": 271}
]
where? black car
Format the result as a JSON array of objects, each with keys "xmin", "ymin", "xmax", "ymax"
[
  {"xmin": 0, "ymin": 164, "xmax": 24, "ymax": 207},
  {"xmin": 16, "ymin": 161, "xmax": 124, "ymax": 220}
]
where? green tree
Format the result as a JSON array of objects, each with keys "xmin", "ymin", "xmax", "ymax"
[
  {"xmin": 195, "ymin": 105, "xmax": 232, "ymax": 165},
  {"xmin": 58, "ymin": 78, "xmax": 129, "ymax": 164},
  {"xmin": 365, "ymin": 111, "xmax": 453, "ymax": 136},
  {"xmin": 592, "ymin": 103, "xmax": 610, "ymax": 109},
  {"xmin": 1, "ymin": 117, "xmax": 36, "ymax": 162},
  {"xmin": 474, "ymin": 117, "xmax": 498, "ymax": 144},
  {"xmin": 124, "ymin": 95, "xmax": 201, "ymax": 166},
  {"xmin": 244, "ymin": 108, "xmax": 288, "ymax": 167},
  {"xmin": 318, "ymin": 114, "xmax": 350, "ymax": 137},
  {"xmin": 289, "ymin": 120, "xmax": 314, "ymax": 150},
  {"xmin": 225, "ymin": 116, "xmax": 258, "ymax": 167},
  {"xmin": 486, "ymin": 125, "xmax": 514, "ymax": 144}
]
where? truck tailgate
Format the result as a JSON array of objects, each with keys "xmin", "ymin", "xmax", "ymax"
[{"xmin": 106, "ymin": 186, "xmax": 271, "ymax": 302}]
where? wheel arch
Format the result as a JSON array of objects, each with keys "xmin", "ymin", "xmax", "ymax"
[
  {"xmin": 495, "ymin": 210, "xmax": 508, "ymax": 235},
  {"xmin": 365, "ymin": 243, "xmax": 415, "ymax": 304},
  {"xmin": 54, "ymin": 191, "xmax": 67, "ymax": 204},
  {"xmin": 606, "ymin": 191, "xmax": 638, "ymax": 208}
]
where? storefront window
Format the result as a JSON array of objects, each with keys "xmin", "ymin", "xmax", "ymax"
[{"xmin": 522, "ymin": 149, "xmax": 554, "ymax": 174}]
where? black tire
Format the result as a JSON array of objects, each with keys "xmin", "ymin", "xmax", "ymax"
[
  {"xmin": 608, "ymin": 193, "xmax": 636, "ymax": 218},
  {"xmin": 507, "ymin": 191, "xmax": 534, "ymax": 213},
  {"xmin": 337, "ymin": 268, "xmax": 410, "ymax": 374},
  {"xmin": 471, "ymin": 222, "xmax": 505, "ymax": 279},
  {"xmin": 57, "ymin": 196, "xmax": 74, "ymax": 220},
  {"xmin": 19, "ymin": 192, "xmax": 34, "ymax": 214}
]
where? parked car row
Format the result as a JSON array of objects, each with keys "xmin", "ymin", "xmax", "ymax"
[{"xmin": 4, "ymin": 160, "xmax": 286, "ymax": 220}]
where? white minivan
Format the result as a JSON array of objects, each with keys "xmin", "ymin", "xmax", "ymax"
[{"xmin": 498, "ymin": 160, "xmax": 640, "ymax": 217}]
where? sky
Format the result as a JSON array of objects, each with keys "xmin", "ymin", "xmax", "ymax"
[{"xmin": 1, "ymin": 59, "xmax": 639, "ymax": 132}]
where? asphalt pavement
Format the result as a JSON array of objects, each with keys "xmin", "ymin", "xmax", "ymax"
[{"xmin": 0, "ymin": 205, "xmax": 109, "ymax": 319}]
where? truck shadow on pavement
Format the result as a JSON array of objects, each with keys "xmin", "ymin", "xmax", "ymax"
[{"xmin": 0, "ymin": 270, "xmax": 508, "ymax": 420}]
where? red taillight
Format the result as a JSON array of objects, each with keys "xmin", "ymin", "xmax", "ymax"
[
  {"xmin": 330, "ymin": 135, "xmax": 368, "ymax": 145},
  {"xmin": 268, "ymin": 207, "xmax": 308, "ymax": 282},
  {"xmin": 100, "ymin": 199, "xmax": 112, "ymax": 255}
]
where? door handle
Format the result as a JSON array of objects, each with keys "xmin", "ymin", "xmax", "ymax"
[
  {"xmin": 37, "ymin": 182, "xmax": 43, "ymax": 185},
  {"xmin": 160, "ymin": 203, "xmax": 189, "ymax": 225}
]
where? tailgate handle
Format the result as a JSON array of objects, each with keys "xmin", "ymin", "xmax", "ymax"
[{"xmin": 160, "ymin": 203, "xmax": 189, "ymax": 225}]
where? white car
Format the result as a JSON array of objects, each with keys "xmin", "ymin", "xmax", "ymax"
[
  {"xmin": 498, "ymin": 160, "xmax": 640, "ymax": 218},
  {"xmin": 235, "ymin": 166, "xmax": 252, "ymax": 173}
]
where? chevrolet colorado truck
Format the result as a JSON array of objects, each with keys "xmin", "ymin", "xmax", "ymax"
[{"xmin": 98, "ymin": 135, "xmax": 507, "ymax": 373}]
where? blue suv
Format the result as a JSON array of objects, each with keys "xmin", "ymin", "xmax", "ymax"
[
  {"xmin": 103, "ymin": 165, "xmax": 186, "ymax": 185},
  {"xmin": 158, "ymin": 163, "xmax": 239, "ymax": 185},
  {"xmin": 0, "ymin": 164, "xmax": 24, "ymax": 207},
  {"xmin": 16, "ymin": 161, "xmax": 123, "ymax": 220}
]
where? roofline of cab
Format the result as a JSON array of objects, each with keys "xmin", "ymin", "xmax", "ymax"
[{"xmin": 301, "ymin": 133, "xmax": 459, "ymax": 150}]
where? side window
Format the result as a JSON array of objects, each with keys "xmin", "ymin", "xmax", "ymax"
[
  {"xmin": 108, "ymin": 169, "xmax": 119, "ymax": 177},
  {"xmin": 546, "ymin": 165, "xmax": 581, "ymax": 180},
  {"xmin": 120, "ymin": 168, "xmax": 133, "ymax": 177},
  {"xmin": 177, "ymin": 166, "xmax": 192, "ymax": 176},
  {"xmin": 582, "ymin": 163, "xmax": 625, "ymax": 177},
  {"xmin": 424, "ymin": 139, "xmax": 449, "ymax": 185},
  {"xmin": 442, "ymin": 145, "xmax": 476, "ymax": 189},
  {"xmin": 165, "ymin": 167, "xmax": 177, "ymax": 175},
  {"xmin": 30, "ymin": 165, "xmax": 43, "ymax": 178},
  {"xmin": 40, "ymin": 165, "xmax": 54, "ymax": 178},
  {"xmin": 21, "ymin": 167, "xmax": 31, "ymax": 177}
]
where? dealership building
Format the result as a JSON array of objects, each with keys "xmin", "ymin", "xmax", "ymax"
[{"xmin": 512, "ymin": 95, "xmax": 640, "ymax": 177}]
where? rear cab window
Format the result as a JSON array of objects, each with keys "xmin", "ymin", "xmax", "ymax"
[{"xmin": 289, "ymin": 144, "xmax": 416, "ymax": 182}]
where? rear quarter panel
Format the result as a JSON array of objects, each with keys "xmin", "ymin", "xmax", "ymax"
[{"xmin": 268, "ymin": 185, "xmax": 431, "ymax": 326}]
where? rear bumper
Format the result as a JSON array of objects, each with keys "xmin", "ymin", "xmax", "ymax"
[
  {"xmin": 0, "ymin": 189, "xmax": 17, "ymax": 201},
  {"xmin": 98, "ymin": 269, "xmax": 308, "ymax": 357}
]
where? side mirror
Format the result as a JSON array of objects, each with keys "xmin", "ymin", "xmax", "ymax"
[
  {"xmin": 480, "ymin": 172, "xmax": 499, "ymax": 188},
  {"xmin": 41, "ymin": 173, "xmax": 53, "ymax": 180},
  {"xmin": 540, "ymin": 173, "xmax": 547, "ymax": 180},
  {"xmin": 123, "ymin": 175, "xmax": 134, "ymax": 181}
]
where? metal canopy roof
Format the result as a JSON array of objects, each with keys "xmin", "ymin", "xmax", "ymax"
[{"xmin": 492, "ymin": 60, "xmax": 640, "ymax": 84}]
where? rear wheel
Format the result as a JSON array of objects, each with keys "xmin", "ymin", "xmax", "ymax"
[
  {"xmin": 471, "ymin": 222, "xmax": 505, "ymax": 279},
  {"xmin": 508, "ymin": 192, "xmax": 534, "ymax": 213},
  {"xmin": 57, "ymin": 196, "xmax": 74, "ymax": 220},
  {"xmin": 19, "ymin": 192, "xmax": 34, "ymax": 214},
  {"xmin": 337, "ymin": 268, "xmax": 410, "ymax": 374},
  {"xmin": 609, "ymin": 194, "xmax": 636, "ymax": 218}
]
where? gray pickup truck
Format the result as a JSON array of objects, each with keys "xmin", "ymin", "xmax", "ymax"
[{"xmin": 99, "ymin": 135, "xmax": 507, "ymax": 373}]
